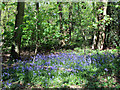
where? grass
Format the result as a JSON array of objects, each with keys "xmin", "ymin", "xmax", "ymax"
[{"xmin": 2, "ymin": 48, "xmax": 120, "ymax": 89}]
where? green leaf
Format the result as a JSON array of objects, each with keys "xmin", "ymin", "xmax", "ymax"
[
  {"xmin": 57, "ymin": 11, "xmax": 62, "ymax": 13},
  {"xmin": 6, "ymin": 22, "xmax": 14, "ymax": 26},
  {"xmin": 116, "ymin": 46, "xmax": 120, "ymax": 49},
  {"xmin": 38, "ymin": 23, "xmax": 41, "ymax": 25},
  {"xmin": 115, "ymin": 5, "xmax": 119, "ymax": 8}
]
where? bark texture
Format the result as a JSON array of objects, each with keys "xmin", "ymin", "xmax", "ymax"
[{"xmin": 13, "ymin": 2, "xmax": 25, "ymax": 58}]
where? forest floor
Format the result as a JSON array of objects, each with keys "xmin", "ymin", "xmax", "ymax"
[{"xmin": 2, "ymin": 47, "xmax": 120, "ymax": 89}]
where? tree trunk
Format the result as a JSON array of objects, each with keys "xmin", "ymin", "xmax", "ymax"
[
  {"xmin": 13, "ymin": 2, "xmax": 25, "ymax": 57},
  {"xmin": 94, "ymin": 1, "xmax": 107, "ymax": 50},
  {"xmin": 69, "ymin": 2, "xmax": 72, "ymax": 41},
  {"xmin": 104, "ymin": 2, "xmax": 112, "ymax": 49},
  {"xmin": 0, "ymin": 9, "xmax": 2, "ymax": 88},
  {"xmin": 117, "ymin": 2, "xmax": 120, "ymax": 45},
  {"xmin": 98, "ymin": 0, "xmax": 107, "ymax": 50},
  {"xmin": 92, "ymin": 2, "xmax": 98, "ymax": 50},
  {"xmin": 33, "ymin": 2, "xmax": 39, "ymax": 63},
  {"xmin": 57, "ymin": 2, "xmax": 65, "ymax": 46},
  {"xmin": 0, "ymin": 9, "xmax": 2, "ymax": 47},
  {"xmin": 76, "ymin": 2, "xmax": 81, "ymax": 41},
  {"xmin": 36, "ymin": 2, "xmax": 41, "ymax": 40}
]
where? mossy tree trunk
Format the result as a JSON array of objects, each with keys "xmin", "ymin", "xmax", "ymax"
[
  {"xmin": 97, "ymin": 0, "xmax": 107, "ymax": 50},
  {"xmin": 92, "ymin": 1, "xmax": 107, "ymax": 50},
  {"xmin": 104, "ymin": 2, "xmax": 112, "ymax": 49}
]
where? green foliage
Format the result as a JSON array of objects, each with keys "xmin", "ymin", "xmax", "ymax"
[{"xmin": 2, "ymin": 2, "xmax": 119, "ymax": 53}]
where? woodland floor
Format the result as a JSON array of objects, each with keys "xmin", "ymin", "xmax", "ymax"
[{"xmin": 2, "ymin": 48, "xmax": 120, "ymax": 89}]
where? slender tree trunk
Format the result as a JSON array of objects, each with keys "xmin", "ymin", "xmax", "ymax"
[
  {"xmin": 0, "ymin": 9, "xmax": 2, "ymax": 47},
  {"xmin": 33, "ymin": 2, "xmax": 39, "ymax": 63},
  {"xmin": 36, "ymin": 2, "xmax": 41, "ymax": 40},
  {"xmin": 57, "ymin": 2, "xmax": 65, "ymax": 46},
  {"xmin": 58, "ymin": 2, "xmax": 63, "ymax": 34},
  {"xmin": 69, "ymin": 2, "xmax": 72, "ymax": 41},
  {"xmin": 0, "ymin": 8, "xmax": 2, "ymax": 67},
  {"xmin": 92, "ymin": 2, "xmax": 98, "ymax": 50},
  {"xmin": 0, "ymin": 9, "xmax": 1, "ymax": 88},
  {"xmin": 2, "ymin": 2, "xmax": 7, "ymax": 33},
  {"xmin": 14, "ymin": 2, "xmax": 25, "ymax": 56},
  {"xmin": 76, "ymin": 2, "xmax": 81, "ymax": 40}
]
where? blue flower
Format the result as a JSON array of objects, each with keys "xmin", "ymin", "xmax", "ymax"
[
  {"xmin": 50, "ymin": 78, "xmax": 52, "ymax": 80},
  {"xmin": 52, "ymin": 76, "xmax": 54, "ymax": 78},
  {"xmin": 27, "ymin": 83, "xmax": 30, "ymax": 85},
  {"xmin": 48, "ymin": 72, "xmax": 51, "ymax": 75},
  {"xmin": 104, "ymin": 68, "xmax": 108, "ymax": 71},
  {"xmin": 33, "ymin": 72, "xmax": 36, "ymax": 75}
]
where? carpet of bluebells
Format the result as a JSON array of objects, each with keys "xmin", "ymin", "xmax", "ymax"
[{"xmin": 2, "ymin": 51, "xmax": 120, "ymax": 88}]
